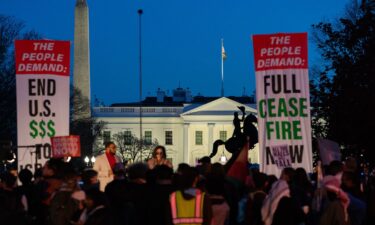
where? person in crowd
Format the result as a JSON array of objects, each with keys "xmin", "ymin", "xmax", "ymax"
[
  {"xmin": 105, "ymin": 163, "xmax": 128, "ymax": 206},
  {"xmin": 0, "ymin": 172, "xmax": 28, "ymax": 225},
  {"xmin": 265, "ymin": 175, "xmax": 277, "ymax": 194},
  {"xmin": 327, "ymin": 160, "xmax": 344, "ymax": 183},
  {"xmin": 33, "ymin": 168, "xmax": 43, "ymax": 185},
  {"xmin": 80, "ymin": 169, "xmax": 99, "ymax": 192},
  {"xmin": 147, "ymin": 145, "xmax": 173, "ymax": 170},
  {"xmin": 116, "ymin": 162, "xmax": 153, "ymax": 225},
  {"xmin": 261, "ymin": 178, "xmax": 290, "ymax": 225},
  {"xmin": 344, "ymin": 157, "xmax": 358, "ymax": 173},
  {"xmin": 47, "ymin": 163, "xmax": 82, "ymax": 225},
  {"xmin": 341, "ymin": 171, "xmax": 366, "ymax": 225},
  {"xmin": 205, "ymin": 163, "xmax": 230, "ymax": 225},
  {"xmin": 34, "ymin": 158, "xmax": 65, "ymax": 225},
  {"xmin": 173, "ymin": 163, "xmax": 191, "ymax": 190},
  {"xmin": 318, "ymin": 175, "xmax": 351, "ymax": 225},
  {"xmin": 262, "ymin": 168, "xmax": 305, "ymax": 225},
  {"xmin": 16, "ymin": 168, "xmax": 36, "ymax": 215},
  {"xmin": 245, "ymin": 172, "xmax": 268, "ymax": 225},
  {"xmin": 196, "ymin": 156, "xmax": 212, "ymax": 190},
  {"xmin": 342, "ymin": 171, "xmax": 364, "ymax": 199},
  {"xmin": 197, "ymin": 156, "xmax": 212, "ymax": 177},
  {"xmin": 280, "ymin": 167, "xmax": 296, "ymax": 185},
  {"xmin": 77, "ymin": 189, "xmax": 113, "ymax": 225},
  {"xmin": 169, "ymin": 165, "xmax": 212, "ymax": 225},
  {"xmin": 294, "ymin": 167, "xmax": 314, "ymax": 216},
  {"xmin": 147, "ymin": 165, "xmax": 176, "ymax": 225},
  {"xmin": 93, "ymin": 141, "xmax": 122, "ymax": 191}
]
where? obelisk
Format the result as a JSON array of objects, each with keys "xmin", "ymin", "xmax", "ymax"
[{"xmin": 73, "ymin": 0, "xmax": 91, "ymax": 119}]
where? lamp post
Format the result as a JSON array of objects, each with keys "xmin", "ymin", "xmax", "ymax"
[
  {"xmin": 219, "ymin": 145, "xmax": 227, "ymax": 164},
  {"xmin": 84, "ymin": 155, "xmax": 96, "ymax": 167},
  {"xmin": 138, "ymin": 9, "xmax": 143, "ymax": 160},
  {"xmin": 84, "ymin": 156, "xmax": 89, "ymax": 167},
  {"xmin": 220, "ymin": 152, "xmax": 227, "ymax": 164}
]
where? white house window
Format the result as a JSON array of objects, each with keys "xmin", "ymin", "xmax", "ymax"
[
  {"xmin": 220, "ymin": 131, "xmax": 227, "ymax": 141},
  {"xmin": 124, "ymin": 130, "xmax": 132, "ymax": 145},
  {"xmin": 144, "ymin": 131, "xmax": 152, "ymax": 145},
  {"xmin": 165, "ymin": 131, "xmax": 173, "ymax": 145},
  {"xmin": 195, "ymin": 131, "xmax": 203, "ymax": 145}
]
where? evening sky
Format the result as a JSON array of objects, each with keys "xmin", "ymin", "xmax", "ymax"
[{"xmin": 1, "ymin": 0, "xmax": 349, "ymax": 105}]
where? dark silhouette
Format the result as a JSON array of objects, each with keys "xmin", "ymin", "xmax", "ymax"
[{"xmin": 209, "ymin": 107, "xmax": 258, "ymax": 171}]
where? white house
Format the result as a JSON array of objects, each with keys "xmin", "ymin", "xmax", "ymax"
[{"xmin": 92, "ymin": 91, "xmax": 259, "ymax": 167}]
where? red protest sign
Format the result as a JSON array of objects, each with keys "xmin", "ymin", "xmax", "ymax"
[
  {"xmin": 15, "ymin": 40, "xmax": 70, "ymax": 76},
  {"xmin": 252, "ymin": 33, "xmax": 308, "ymax": 71},
  {"xmin": 51, "ymin": 135, "xmax": 81, "ymax": 158}
]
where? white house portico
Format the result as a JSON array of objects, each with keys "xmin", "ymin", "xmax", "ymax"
[{"xmin": 93, "ymin": 96, "xmax": 259, "ymax": 167}]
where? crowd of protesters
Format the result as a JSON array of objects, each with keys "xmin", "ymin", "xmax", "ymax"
[{"xmin": 0, "ymin": 146, "xmax": 375, "ymax": 225}]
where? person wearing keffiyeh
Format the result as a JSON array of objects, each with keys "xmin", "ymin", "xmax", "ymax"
[
  {"xmin": 319, "ymin": 175, "xmax": 351, "ymax": 225},
  {"xmin": 261, "ymin": 180, "xmax": 290, "ymax": 225}
]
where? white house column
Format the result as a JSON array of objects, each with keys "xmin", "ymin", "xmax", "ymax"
[
  {"xmin": 208, "ymin": 123, "xmax": 215, "ymax": 155},
  {"xmin": 183, "ymin": 123, "xmax": 189, "ymax": 163}
]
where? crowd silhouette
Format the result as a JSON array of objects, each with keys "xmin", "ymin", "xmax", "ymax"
[{"xmin": 0, "ymin": 154, "xmax": 374, "ymax": 225}]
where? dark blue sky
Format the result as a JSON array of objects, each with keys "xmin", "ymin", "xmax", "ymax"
[{"xmin": 2, "ymin": 0, "xmax": 349, "ymax": 105}]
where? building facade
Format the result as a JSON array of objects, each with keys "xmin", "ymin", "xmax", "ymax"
[{"xmin": 93, "ymin": 94, "xmax": 259, "ymax": 167}]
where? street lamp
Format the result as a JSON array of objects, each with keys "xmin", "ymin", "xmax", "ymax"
[
  {"xmin": 220, "ymin": 154, "xmax": 227, "ymax": 164},
  {"xmin": 219, "ymin": 147, "xmax": 227, "ymax": 163},
  {"xmin": 84, "ymin": 156, "xmax": 89, "ymax": 166},
  {"xmin": 6, "ymin": 151, "xmax": 16, "ymax": 164},
  {"xmin": 84, "ymin": 155, "xmax": 96, "ymax": 167}
]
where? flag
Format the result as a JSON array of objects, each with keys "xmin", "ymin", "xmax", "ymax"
[
  {"xmin": 317, "ymin": 138, "xmax": 341, "ymax": 165},
  {"xmin": 222, "ymin": 45, "xmax": 227, "ymax": 60}
]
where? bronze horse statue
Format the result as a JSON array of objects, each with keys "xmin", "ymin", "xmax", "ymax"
[{"xmin": 209, "ymin": 106, "xmax": 258, "ymax": 171}]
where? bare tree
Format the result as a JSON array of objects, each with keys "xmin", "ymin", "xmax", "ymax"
[
  {"xmin": 0, "ymin": 15, "xmax": 41, "ymax": 141},
  {"xmin": 70, "ymin": 86, "xmax": 106, "ymax": 157},
  {"xmin": 112, "ymin": 132, "xmax": 159, "ymax": 163}
]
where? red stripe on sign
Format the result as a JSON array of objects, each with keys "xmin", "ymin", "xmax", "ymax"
[
  {"xmin": 252, "ymin": 33, "xmax": 308, "ymax": 71},
  {"xmin": 15, "ymin": 40, "xmax": 70, "ymax": 76}
]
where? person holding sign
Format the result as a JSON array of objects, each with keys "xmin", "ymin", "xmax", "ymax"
[{"xmin": 93, "ymin": 142, "xmax": 122, "ymax": 191}]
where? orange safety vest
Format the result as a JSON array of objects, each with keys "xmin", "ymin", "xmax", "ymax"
[{"xmin": 170, "ymin": 189, "xmax": 205, "ymax": 225}]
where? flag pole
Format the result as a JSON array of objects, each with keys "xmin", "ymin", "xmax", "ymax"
[
  {"xmin": 138, "ymin": 9, "xmax": 143, "ymax": 160},
  {"xmin": 221, "ymin": 38, "xmax": 224, "ymax": 97}
]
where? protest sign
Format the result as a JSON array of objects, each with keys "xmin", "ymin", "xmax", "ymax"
[
  {"xmin": 51, "ymin": 135, "xmax": 81, "ymax": 158},
  {"xmin": 16, "ymin": 40, "xmax": 70, "ymax": 171},
  {"xmin": 252, "ymin": 33, "xmax": 312, "ymax": 176}
]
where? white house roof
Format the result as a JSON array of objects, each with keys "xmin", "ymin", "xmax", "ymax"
[{"xmin": 181, "ymin": 97, "xmax": 257, "ymax": 116}]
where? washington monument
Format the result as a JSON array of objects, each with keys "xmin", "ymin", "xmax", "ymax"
[{"xmin": 73, "ymin": 0, "xmax": 91, "ymax": 119}]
